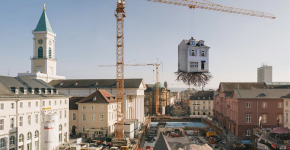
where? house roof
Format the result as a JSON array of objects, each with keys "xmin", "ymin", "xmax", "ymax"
[
  {"xmin": 153, "ymin": 133, "xmax": 169, "ymax": 150},
  {"xmin": 34, "ymin": 10, "xmax": 54, "ymax": 33},
  {"xmin": 49, "ymin": 79, "xmax": 144, "ymax": 89},
  {"xmin": 77, "ymin": 90, "xmax": 117, "ymax": 104},
  {"xmin": 69, "ymin": 97, "xmax": 84, "ymax": 110},
  {"xmin": 219, "ymin": 82, "xmax": 267, "ymax": 92},
  {"xmin": 190, "ymin": 91, "xmax": 215, "ymax": 100},
  {"xmin": 234, "ymin": 89, "xmax": 290, "ymax": 99}
]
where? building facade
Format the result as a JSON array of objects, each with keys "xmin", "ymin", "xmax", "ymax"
[
  {"xmin": 214, "ymin": 82, "xmax": 290, "ymax": 138},
  {"xmin": 69, "ymin": 90, "xmax": 117, "ymax": 137},
  {"xmin": 18, "ymin": 5, "xmax": 65, "ymax": 83},
  {"xmin": 178, "ymin": 37, "xmax": 210, "ymax": 73},
  {"xmin": 190, "ymin": 91, "xmax": 214, "ymax": 116},
  {"xmin": 50, "ymin": 79, "xmax": 146, "ymax": 126},
  {"xmin": 283, "ymin": 96, "xmax": 290, "ymax": 128},
  {"xmin": 0, "ymin": 76, "xmax": 69, "ymax": 150},
  {"xmin": 257, "ymin": 64, "xmax": 272, "ymax": 82}
]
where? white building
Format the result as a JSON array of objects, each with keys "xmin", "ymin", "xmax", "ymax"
[
  {"xmin": 18, "ymin": 5, "xmax": 65, "ymax": 83},
  {"xmin": 178, "ymin": 37, "xmax": 210, "ymax": 73},
  {"xmin": 50, "ymin": 79, "xmax": 146, "ymax": 126},
  {"xmin": 0, "ymin": 76, "xmax": 69, "ymax": 150},
  {"xmin": 257, "ymin": 64, "xmax": 272, "ymax": 82}
]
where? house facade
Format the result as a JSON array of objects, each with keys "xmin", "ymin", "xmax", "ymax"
[{"xmin": 189, "ymin": 91, "xmax": 214, "ymax": 116}]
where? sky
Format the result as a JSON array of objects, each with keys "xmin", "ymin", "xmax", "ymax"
[{"xmin": 0, "ymin": 0, "xmax": 289, "ymax": 90}]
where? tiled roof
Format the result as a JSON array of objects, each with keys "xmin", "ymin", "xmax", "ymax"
[
  {"xmin": 77, "ymin": 90, "xmax": 117, "ymax": 104},
  {"xmin": 234, "ymin": 89, "xmax": 290, "ymax": 99},
  {"xmin": 190, "ymin": 91, "xmax": 214, "ymax": 100},
  {"xmin": 34, "ymin": 10, "xmax": 54, "ymax": 33},
  {"xmin": 49, "ymin": 79, "xmax": 143, "ymax": 89},
  {"xmin": 219, "ymin": 82, "xmax": 267, "ymax": 92},
  {"xmin": 69, "ymin": 97, "xmax": 84, "ymax": 110}
]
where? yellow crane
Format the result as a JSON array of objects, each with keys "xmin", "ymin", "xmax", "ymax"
[{"xmin": 114, "ymin": 0, "xmax": 275, "ymax": 141}]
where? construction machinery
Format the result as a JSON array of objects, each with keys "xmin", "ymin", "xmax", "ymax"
[{"xmin": 112, "ymin": 0, "xmax": 275, "ymax": 144}]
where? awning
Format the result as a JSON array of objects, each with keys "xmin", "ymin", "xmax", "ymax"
[
  {"xmin": 241, "ymin": 140, "xmax": 251, "ymax": 144},
  {"xmin": 201, "ymin": 60, "xmax": 206, "ymax": 62}
]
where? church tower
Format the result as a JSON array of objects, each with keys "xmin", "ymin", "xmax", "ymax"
[{"xmin": 18, "ymin": 4, "xmax": 65, "ymax": 83}]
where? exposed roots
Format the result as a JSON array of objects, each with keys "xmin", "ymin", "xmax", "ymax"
[{"xmin": 175, "ymin": 71, "xmax": 212, "ymax": 87}]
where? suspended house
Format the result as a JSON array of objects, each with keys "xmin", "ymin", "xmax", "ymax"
[{"xmin": 178, "ymin": 37, "xmax": 210, "ymax": 73}]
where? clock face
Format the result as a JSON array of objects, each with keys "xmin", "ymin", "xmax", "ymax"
[
  {"xmin": 38, "ymin": 39, "xmax": 43, "ymax": 45},
  {"xmin": 49, "ymin": 40, "xmax": 52, "ymax": 45}
]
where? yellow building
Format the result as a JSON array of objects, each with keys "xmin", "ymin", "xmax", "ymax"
[{"xmin": 189, "ymin": 91, "xmax": 215, "ymax": 116}]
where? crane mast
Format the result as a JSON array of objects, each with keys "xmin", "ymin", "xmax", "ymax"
[{"xmin": 115, "ymin": 0, "xmax": 126, "ymax": 140}]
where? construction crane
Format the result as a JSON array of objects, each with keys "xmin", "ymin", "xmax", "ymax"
[
  {"xmin": 113, "ymin": 0, "xmax": 275, "ymax": 141},
  {"xmin": 99, "ymin": 60, "xmax": 163, "ymax": 114}
]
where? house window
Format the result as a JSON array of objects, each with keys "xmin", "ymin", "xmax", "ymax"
[
  {"xmin": 286, "ymin": 101, "xmax": 288, "ymax": 106},
  {"xmin": 10, "ymin": 118, "xmax": 14, "ymax": 128},
  {"xmin": 72, "ymin": 113, "xmax": 76, "ymax": 120},
  {"xmin": 100, "ymin": 105, "xmax": 104, "ymax": 110},
  {"xmin": 49, "ymin": 101, "xmax": 51, "ymax": 106},
  {"xmin": 38, "ymin": 47, "xmax": 43, "ymax": 58},
  {"xmin": 278, "ymin": 102, "xmax": 283, "ymax": 108},
  {"xmin": 42, "ymin": 101, "xmax": 45, "ymax": 107},
  {"xmin": 83, "ymin": 106, "xmax": 86, "ymax": 110},
  {"xmin": 100, "ymin": 114, "xmax": 104, "ymax": 122},
  {"xmin": 91, "ymin": 114, "xmax": 95, "ymax": 122},
  {"xmin": 59, "ymin": 111, "xmax": 62, "ymax": 119},
  {"xmin": 190, "ymin": 62, "xmax": 198, "ymax": 68},
  {"xmin": 36, "ymin": 101, "xmax": 38, "ymax": 107},
  {"xmin": 286, "ymin": 113, "xmax": 288, "ymax": 123},
  {"xmin": 0, "ymin": 103, "xmax": 4, "ymax": 110},
  {"xmin": 0, "ymin": 119, "xmax": 3, "ymax": 130},
  {"xmin": 203, "ymin": 106, "xmax": 205, "ymax": 109},
  {"xmin": 246, "ymin": 114, "xmax": 251, "ymax": 123},
  {"xmin": 49, "ymin": 47, "xmax": 52, "ymax": 58},
  {"xmin": 20, "ymin": 102, "xmax": 23, "ymax": 108},
  {"xmin": 19, "ymin": 134, "xmax": 24, "ymax": 142},
  {"xmin": 262, "ymin": 114, "xmax": 267, "ymax": 123},
  {"xmin": 28, "ymin": 115, "xmax": 31, "ymax": 125},
  {"xmin": 82, "ymin": 126, "xmax": 86, "ymax": 132},
  {"xmin": 64, "ymin": 110, "xmax": 67, "ymax": 118},
  {"xmin": 191, "ymin": 50, "xmax": 195, "ymax": 56},
  {"xmin": 82, "ymin": 114, "xmax": 86, "ymax": 121},
  {"xmin": 65, "ymin": 100, "xmax": 67, "ymax": 104},
  {"xmin": 55, "ymin": 100, "xmax": 57, "ymax": 105},
  {"xmin": 246, "ymin": 102, "xmax": 251, "ymax": 108},
  {"xmin": 28, "ymin": 102, "xmax": 31, "ymax": 108},
  {"xmin": 92, "ymin": 106, "xmax": 95, "ymax": 110},
  {"xmin": 246, "ymin": 129, "xmax": 251, "ymax": 136},
  {"xmin": 0, "ymin": 138, "xmax": 5, "ymax": 148},
  {"xmin": 60, "ymin": 100, "xmax": 62, "ymax": 105},
  {"xmin": 35, "ymin": 114, "xmax": 38, "ymax": 124},
  {"xmin": 201, "ymin": 61, "xmax": 205, "ymax": 70},
  {"xmin": 9, "ymin": 136, "xmax": 15, "ymax": 145},
  {"xmin": 11, "ymin": 103, "xmax": 14, "ymax": 109},
  {"xmin": 19, "ymin": 116, "xmax": 23, "ymax": 126},
  {"xmin": 201, "ymin": 50, "xmax": 205, "ymax": 56},
  {"xmin": 262, "ymin": 102, "xmax": 267, "ymax": 108}
]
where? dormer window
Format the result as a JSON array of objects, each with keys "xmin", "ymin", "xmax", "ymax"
[
  {"xmin": 93, "ymin": 97, "xmax": 97, "ymax": 101},
  {"xmin": 59, "ymin": 83, "xmax": 63, "ymax": 86},
  {"xmin": 191, "ymin": 50, "xmax": 195, "ymax": 56},
  {"xmin": 74, "ymin": 83, "xmax": 78, "ymax": 86},
  {"xmin": 190, "ymin": 41, "xmax": 195, "ymax": 45},
  {"xmin": 107, "ymin": 97, "xmax": 111, "ymax": 100},
  {"xmin": 201, "ymin": 50, "xmax": 205, "ymax": 56}
]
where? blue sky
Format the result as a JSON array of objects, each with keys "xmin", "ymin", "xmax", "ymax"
[{"xmin": 0, "ymin": 0, "xmax": 289, "ymax": 89}]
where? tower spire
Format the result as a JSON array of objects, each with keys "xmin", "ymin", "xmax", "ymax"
[{"xmin": 43, "ymin": 3, "xmax": 46, "ymax": 10}]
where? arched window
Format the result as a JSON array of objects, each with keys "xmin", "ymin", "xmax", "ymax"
[
  {"xmin": 35, "ymin": 130, "xmax": 39, "ymax": 138},
  {"xmin": 38, "ymin": 47, "xmax": 43, "ymax": 58},
  {"xmin": 27, "ymin": 132, "xmax": 32, "ymax": 140},
  {"xmin": 19, "ymin": 134, "xmax": 24, "ymax": 142},
  {"xmin": 49, "ymin": 47, "xmax": 52, "ymax": 59},
  {"xmin": 10, "ymin": 136, "xmax": 15, "ymax": 145},
  {"xmin": 0, "ymin": 138, "xmax": 5, "ymax": 148}
]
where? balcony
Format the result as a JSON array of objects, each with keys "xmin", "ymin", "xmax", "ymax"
[{"xmin": 30, "ymin": 56, "xmax": 57, "ymax": 61}]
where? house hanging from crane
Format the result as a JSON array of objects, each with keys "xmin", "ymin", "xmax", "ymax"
[{"xmin": 178, "ymin": 37, "xmax": 210, "ymax": 73}]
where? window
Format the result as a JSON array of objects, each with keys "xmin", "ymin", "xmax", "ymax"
[
  {"xmin": 190, "ymin": 62, "xmax": 198, "ymax": 68},
  {"xmin": 65, "ymin": 100, "xmax": 67, "ymax": 104},
  {"xmin": 100, "ymin": 105, "xmax": 104, "ymax": 110},
  {"xmin": 203, "ymin": 106, "xmax": 205, "ymax": 109},
  {"xmin": 246, "ymin": 114, "xmax": 251, "ymax": 123},
  {"xmin": 246, "ymin": 129, "xmax": 251, "ymax": 136},
  {"xmin": 0, "ymin": 103, "xmax": 4, "ymax": 110},
  {"xmin": 92, "ymin": 106, "xmax": 95, "ymax": 110},
  {"xmin": 19, "ymin": 116, "xmax": 23, "ymax": 126},
  {"xmin": 59, "ymin": 111, "xmax": 62, "ymax": 119},
  {"xmin": 286, "ymin": 113, "xmax": 288, "ymax": 123},
  {"xmin": 35, "ymin": 114, "xmax": 38, "ymax": 124},
  {"xmin": 0, "ymin": 138, "xmax": 5, "ymax": 148},
  {"xmin": 55, "ymin": 100, "xmax": 57, "ymax": 105},
  {"xmin": 10, "ymin": 118, "xmax": 14, "ymax": 128},
  {"xmin": 64, "ymin": 110, "xmax": 67, "ymax": 118},
  {"xmin": 262, "ymin": 102, "xmax": 267, "ymax": 108},
  {"xmin": 28, "ymin": 102, "xmax": 31, "ymax": 108},
  {"xmin": 0, "ymin": 119, "xmax": 3, "ymax": 130},
  {"xmin": 28, "ymin": 115, "xmax": 31, "ymax": 125},
  {"xmin": 38, "ymin": 47, "xmax": 43, "ymax": 58},
  {"xmin": 10, "ymin": 136, "xmax": 15, "ymax": 145},
  {"xmin": 203, "ymin": 101, "xmax": 205, "ymax": 104},
  {"xmin": 35, "ymin": 130, "xmax": 39, "ymax": 138},
  {"xmin": 42, "ymin": 101, "xmax": 45, "ymax": 107},
  {"xmin": 262, "ymin": 114, "xmax": 267, "ymax": 123},
  {"xmin": 19, "ymin": 134, "xmax": 24, "ymax": 142},
  {"xmin": 27, "ymin": 132, "xmax": 32, "ymax": 140},
  {"xmin": 100, "ymin": 114, "xmax": 104, "ymax": 122},
  {"xmin": 20, "ymin": 102, "xmax": 23, "ymax": 108},
  {"xmin": 82, "ymin": 114, "xmax": 86, "ymax": 121},
  {"xmin": 201, "ymin": 50, "xmax": 205, "ymax": 56},
  {"xmin": 82, "ymin": 126, "xmax": 86, "ymax": 132},
  {"xmin": 246, "ymin": 102, "xmax": 251, "ymax": 108},
  {"xmin": 278, "ymin": 102, "xmax": 283, "ymax": 108},
  {"xmin": 60, "ymin": 100, "xmax": 62, "ymax": 105},
  {"xmin": 49, "ymin": 47, "xmax": 52, "ymax": 59},
  {"xmin": 72, "ymin": 113, "xmax": 76, "ymax": 120},
  {"xmin": 36, "ymin": 101, "xmax": 38, "ymax": 107},
  {"xmin": 49, "ymin": 101, "xmax": 51, "ymax": 106},
  {"xmin": 91, "ymin": 114, "xmax": 95, "ymax": 122},
  {"xmin": 11, "ymin": 103, "xmax": 14, "ymax": 109},
  {"xmin": 83, "ymin": 105, "xmax": 86, "ymax": 110},
  {"xmin": 201, "ymin": 61, "xmax": 205, "ymax": 70},
  {"xmin": 287, "ymin": 101, "xmax": 288, "ymax": 106},
  {"xmin": 191, "ymin": 50, "xmax": 195, "ymax": 56}
]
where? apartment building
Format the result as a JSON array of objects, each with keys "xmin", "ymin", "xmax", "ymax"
[
  {"xmin": 0, "ymin": 76, "xmax": 69, "ymax": 150},
  {"xmin": 190, "ymin": 91, "xmax": 214, "ymax": 116},
  {"xmin": 283, "ymin": 95, "xmax": 290, "ymax": 128},
  {"xmin": 214, "ymin": 82, "xmax": 290, "ymax": 138},
  {"xmin": 69, "ymin": 90, "xmax": 117, "ymax": 137}
]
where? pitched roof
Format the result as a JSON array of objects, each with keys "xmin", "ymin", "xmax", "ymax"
[
  {"xmin": 190, "ymin": 91, "xmax": 215, "ymax": 100},
  {"xmin": 219, "ymin": 82, "xmax": 267, "ymax": 92},
  {"xmin": 234, "ymin": 89, "xmax": 290, "ymax": 99},
  {"xmin": 49, "ymin": 79, "xmax": 143, "ymax": 89},
  {"xmin": 34, "ymin": 10, "xmax": 54, "ymax": 33},
  {"xmin": 153, "ymin": 133, "xmax": 169, "ymax": 150},
  {"xmin": 69, "ymin": 97, "xmax": 84, "ymax": 110},
  {"xmin": 77, "ymin": 90, "xmax": 117, "ymax": 104}
]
